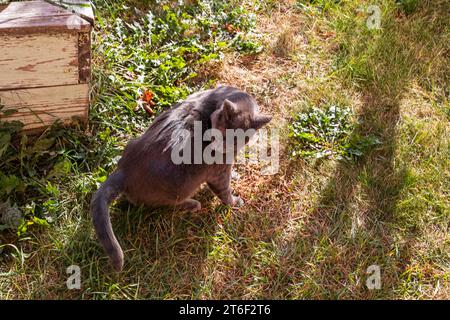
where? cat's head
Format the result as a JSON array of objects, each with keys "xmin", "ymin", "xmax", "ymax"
[
  {"xmin": 211, "ymin": 99, "xmax": 271, "ymax": 133},
  {"xmin": 210, "ymin": 98, "xmax": 271, "ymax": 154}
]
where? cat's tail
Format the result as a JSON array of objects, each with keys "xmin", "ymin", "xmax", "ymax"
[{"xmin": 90, "ymin": 171, "xmax": 125, "ymax": 272}]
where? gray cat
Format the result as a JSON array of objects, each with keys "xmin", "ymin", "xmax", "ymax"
[{"xmin": 90, "ymin": 85, "xmax": 271, "ymax": 271}]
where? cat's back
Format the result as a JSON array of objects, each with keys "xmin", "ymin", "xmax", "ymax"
[
  {"xmin": 138, "ymin": 85, "xmax": 248, "ymax": 140},
  {"xmin": 119, "ymin": 85, "xmax": 251, "ymax": 166}
]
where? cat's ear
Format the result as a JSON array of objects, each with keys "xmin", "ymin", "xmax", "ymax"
[
  {"xmin": 253, "ymin": 114, "xmax": 272, "ymax": 129},
  {"xmin": 222, "ymin": 99, "xmax": 237, "ymax": 120}
]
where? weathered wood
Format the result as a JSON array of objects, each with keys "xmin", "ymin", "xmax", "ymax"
[
  {"xmin": 0, "ymin": 1, "xmax": 93, "ymax": 133},
  {"xmin": 0, "ymin": 32, "xmax": 79, "ymax": 90},
  {"xmin": 0, "ymin": 84, "xmax": 89, "ymax": 131},
  {"xmin": 0, "ymin": 0, "xmax": 91, "ymax": 35},
  {"xmin": 78, "ymin": 32, "xmax": 91, "ymax": 83}
]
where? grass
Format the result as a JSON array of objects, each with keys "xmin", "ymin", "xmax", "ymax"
[{"xmin": 0, "ymin": 0, "xmax": 448, "ymax": 299}]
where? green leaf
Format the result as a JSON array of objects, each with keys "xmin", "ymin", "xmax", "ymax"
[
  {"xmin": 32, "ymin": 138, "xmax": 55, "ymax": 153},
  {"xmin": 0, "ymin": 174, "xmax": 21, "ymax": 195},
  {"xmin": 48, "ymin": 160, "xmax": 72, "ymax": 178},
  {"xmin": 0, "ymin": 132, "xmax": 11, "ymax": 158}
]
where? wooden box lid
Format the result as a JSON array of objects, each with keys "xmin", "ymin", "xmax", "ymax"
[{"xmin": 0, "ymin": 0, "xmax": 94, "ymax": 35}]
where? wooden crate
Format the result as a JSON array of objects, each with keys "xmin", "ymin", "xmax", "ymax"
[{"xmin": 0, "ymin": 0, "xmax": 94, "ymax": 132}]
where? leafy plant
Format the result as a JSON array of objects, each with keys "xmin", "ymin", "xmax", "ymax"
[
  {"xmin": 288, "ymin": 105, "xmax": 381, "ymax": 160},
  {"xmin": 93, "ymin": 0, "xmax": 262, "ymax": 123},
  {"xmin": 0, "ymin": 122, "xmax": 55, "ymax": 235}
]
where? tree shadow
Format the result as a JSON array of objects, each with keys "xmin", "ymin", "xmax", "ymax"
[{"xmin": 280, "ymin": 1, "xmax": 448, "ymax": 298}]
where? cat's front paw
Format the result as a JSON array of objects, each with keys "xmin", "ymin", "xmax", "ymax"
[{"xmin": 232, "ymin": 196, "xmax": 244, "ymax": 208}]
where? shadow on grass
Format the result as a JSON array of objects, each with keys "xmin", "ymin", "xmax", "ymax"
[{"xmin": 280, "ymin": 1, "xmax": 449, "ymax": 298}]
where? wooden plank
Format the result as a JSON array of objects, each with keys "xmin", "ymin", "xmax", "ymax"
[
  {"xmin": 0, "ymin": 0, "xmax": 91, "ymax": 34},
  {"xmin": 0, "ymin": 84, "xmax": 89, "ymax": 131},
  {"xmin": 0, "ymin": 32, "xmax": 79, "ymax": 90}
]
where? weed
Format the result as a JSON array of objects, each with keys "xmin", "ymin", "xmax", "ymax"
[{"xmin": 288, "ymin": 105, "xmax": 381, "ymax": 160}]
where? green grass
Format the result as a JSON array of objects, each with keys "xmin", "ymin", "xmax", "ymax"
[{"xmin": 0, "ymin": 0, "xmax": 448, "ymax": 299}]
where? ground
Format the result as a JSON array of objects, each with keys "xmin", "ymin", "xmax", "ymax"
[{"xmin": 0, "ymin": 0, "xmax": 448, "ymax": 299}]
